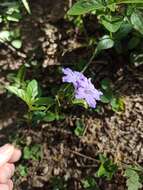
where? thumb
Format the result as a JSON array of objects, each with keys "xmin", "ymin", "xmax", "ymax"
[{"xmin": 0, "ymin": 144, "xmax": 14, "ymax": 167}]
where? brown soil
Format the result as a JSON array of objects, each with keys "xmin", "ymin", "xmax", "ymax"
[{"xmin": 0, "ymin": 0, "xmax": 143, "ymax": 190}]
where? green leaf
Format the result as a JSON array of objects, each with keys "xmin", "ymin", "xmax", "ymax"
[
  {"xmin": 32, "ymin": 111, "xmax": 46, "ymax": 122},
  {"xmin": 131, "ymin": 10, "xmax": 143, "ymax": 35},
  {"xmin": 82, "ymin": 177, "xmax": 99, "ymax": 189},
  {"xmin": 18, "ymin": 164, "xmax": 28, "ymax": 177},
  {"xmin": 21, "ymin": 0, "xmax": 31, "ymax": 14},
  {"xmin": 16, "ymin": 65, "xmax": 26, "ymax": 84},
  {"xmin": 26, "ymin": 80, "xmax": 39, "ymax": 100},
  {"xmin": 100, "ymin": 15, "xmax": 123, "ymax": 33},
  {"xmin": 23, "ymin": 145, "xmax": 42, "ymax": 161},
  {"xmin": 101, "ymin": 79, "xmax": 111, "ymax": 90},
  {"xmin": 6, "ymin": 80, "xmax": 39, "ymax": 107},
  {"xmin": 100, "ymin": 95, "xmax": 111, "ymax": 103},
  {"xmin": 35, "ymin": 97, "xmax": 54, "ymax": 107},
  {"xmin": 68, "ymin": 0, "xmax": 105, "ymax": 15},
  {"xmin": 110, "ymin": 97, "xmax": 125, "ymax": 112},
  {"xmin": 67, "ymin": 0, "xmax": 142, "ymax": 16},
  {"xmin": 100, "ymin": 90, "xmax": 113, "ymax": 103},
  {"xmin": 117, "ymin": 0, "xmax": 143, "ymax": 4},
  {"xmin": 23, "ymin": 146, "xmax": 31, "ymax": 160},
  {"xmin": 6, "ymin": 15, "xmax": 20, "ymax": 22},
  {"xmin": 108, "ymin": 2, "xmax": 116, "ymax": 12},
  {"xmin": 74, "ymin": 120, "xmax": 85, "ymax": 137},
  {"xmin": 43, "ymin": 111, "xmax": 57, "ymax": 122},
  {"xmin": 11, "ymin": 39, "xmax": 22, "ymax": 49},
  {"xmin": 124, "ymin": 167, "xmax": 142, "ymax": 190},
  {"xmin": 97, "ymin": 35, "xmax": 114, "ymax": 53},
  {"xmin": 96, "ymin": 154, "xmax": 117, "ymax": 180},
  {"xmin": 128, "ymin": 37, "xmax": 140, "ymax": 50},
  {"xmin": 115, "ymin": 23, "xmax": 133, "ymax": 40},
  {"xmin": 0, "ymin": 30, "xmax": 10, "ymax": 42},
  {"xmin": 72, "ymin": 99, "xmax": 88, "ymax": 109},
  {"xmin": 6, "ymin": 86, "xmax": 30, "ymax": 104},
  {"xmin": 97, "ymin": 164, "xmax": 107, "ymax": 177},
  {"xmin": 74, "ymin": 126, "xmax": 84, "ymax": 137},
  {"xmin": 5, "ymin": 1, "xmax": 20, "ymax": 14}
]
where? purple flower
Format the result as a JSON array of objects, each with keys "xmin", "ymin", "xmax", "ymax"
[
  {"xmin": 62, "ymin": 68, "xmax": 103, "ymax": 108},
  {"xmin": 62, "ymin": 68, "xmax": 86, "ymax": 88},
  {"xmin": 75, "ymin": 78, "xmax": 103, "ymax": 108}
]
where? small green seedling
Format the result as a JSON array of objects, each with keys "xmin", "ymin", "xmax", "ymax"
[
  {"xmin": 81, "ymin": 177, "xmax": 100, "ymax": 190},
  {"xmin": 23, "ymin": 144, "xmax": 42, "ymax": 161},
  {"xmin": 124, "ymin": 166, "xmax": 143, "ymax": 190},
  {"xmin": 96, "ymin": 154, "xmax": 117, "ymax": 180},
  {"xmin": 6, "ymin": 66, "xmax": 55, "ymax": 124},
  {"xmin": 7, "ymin": 79, "xmax": 54, "ymax": 122},
  {"xmin": 18, "ymin": 164, "xmax": 28, "ymax": 177},
  {"xmin": 74, "ymin": 119, "xmax": 85, "ymax": 137},
  {"xmin": 100, "ymin": 79, "xmax": 125, "ymax": 113}
]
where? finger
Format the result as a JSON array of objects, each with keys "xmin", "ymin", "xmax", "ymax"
[
  {"xmin": 0, "ymin": 184, "xmax": 9, "ymax": 190},
  {"xmin": 0, "ymin": 144, "xmax": 14, "ymax": 167},
  {"xmin": 0, "ymin": 163, "xmax": 15, "ymax": 183},
  {"xmin": 8, "ymin": 180, "xmax": 13, "ymax": 190},
  {"xmin": 9, "ymin": 148, "xmax": 21, "ymax": 163}
]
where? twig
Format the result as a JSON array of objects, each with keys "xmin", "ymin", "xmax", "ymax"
[
  {"xmin": 76, "ymin": 164, "xmax": 98, "ymax": 168},
  {"xmin": 0, "ymin": 39, "xmax": 26, "ymax": 58},
  {"xmin": 82, "ymin": 124, "xmax": 89, "ymax": 136},
  {"xmin": 66, "ymin": 148, "xmax": 99, "ymax": 163}
]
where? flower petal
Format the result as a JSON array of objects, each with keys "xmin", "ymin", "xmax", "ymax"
[{"xmin": 85, "ymin": 95, "xmax": 97, "ymax": 108}]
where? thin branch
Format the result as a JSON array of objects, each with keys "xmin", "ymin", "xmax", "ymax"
[
  {"xmin": 0, "ymin": 39, "xmax": 26, "ymax": 58},
  {"xmin": 82, "ymin": 124, "xmax": 89, "ymax": 136},
  {"xmin": 66, "ymin": 148, "xmax": 99, "ymax": 163}
]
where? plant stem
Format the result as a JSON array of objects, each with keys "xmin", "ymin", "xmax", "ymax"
[
  {"xmin": 27, "ymin": 110, "xmax": 32, "ymax": 125},
  {"xmin": 82, "ymin": 48, "xmax": 98, "ymax": 73}
]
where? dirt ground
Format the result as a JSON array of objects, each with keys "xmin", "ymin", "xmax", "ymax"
[{"xmin": 0, "ymin": 0, "xmax": 143, "ymax": 190}]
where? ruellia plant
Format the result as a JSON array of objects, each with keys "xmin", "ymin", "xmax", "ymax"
[
  {"xmin": 0, "ymin": 0, "xmax": 30, "ymax": 49},
  {"xmin": 6, "ymin": 65, "xmax": 57, "ymax": 124},
  {"xmin": 68, "ymin": 0, "xmax": 143, "ymax": 36},
  {"xmin": 67, "ymin": 0, "xmax": 143, "ymax": 67},
  {"xmin": 6, "ymin": 65, "xmax": 105, "ymax": 124},
  {"xmin": 6, "ymin": 64, "xmax": 125, "ymax": 125},
  {"xmin": 96, "ymin": 154, "xmax": 118, "ymax": 180}
]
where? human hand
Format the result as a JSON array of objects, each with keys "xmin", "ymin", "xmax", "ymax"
[{"xmin": 0, "ymin": 144, "xmax": 21, "ymax": 190}]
